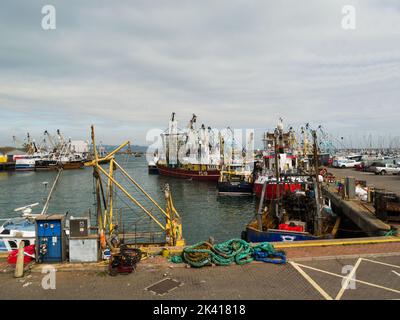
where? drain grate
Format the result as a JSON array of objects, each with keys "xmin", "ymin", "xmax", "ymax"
[{"xmin": 145, "ymin": 278, "xmax": 183, "ymax": 295}]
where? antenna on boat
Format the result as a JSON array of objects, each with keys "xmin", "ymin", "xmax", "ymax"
[{"xmin": 14, "ymin": 203, "xmax": 40, "ymax": 217}]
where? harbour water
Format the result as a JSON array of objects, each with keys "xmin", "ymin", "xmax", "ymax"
[{"xmin": 0, "ymin": 155, "xmax": 256, "ymax": 245}]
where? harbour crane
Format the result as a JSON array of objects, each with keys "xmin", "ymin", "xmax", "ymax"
[{"xmin": 86, "ymin": 125, "xmax": 185, "ymax": 250}]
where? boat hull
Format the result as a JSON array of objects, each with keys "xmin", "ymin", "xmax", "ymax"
[
  {"xmin": 148, "ymin": 165, "xmax": 159, "ymax": 174},
  {"xmin": 157, "ymin": 165, "xmax": 219, "ymax": 181},
  {"xmin": 35, "ymin": 160, "xmax": 58, "ymax": 171},
  {"xmin": 62, "ymin": 161, "xmax": 84, "ymax": 170},
  {"xmin": 15, "ymin": 159, "xmax": 35, "ymax": 171},
  {"xmin": 0, "ymin": 219, "xmax": 36, "ymax": 252},
  {"xmin": 217, "ymin": 181, "xmax": 253, "ymax": 195},
  {"xmin": 244, "ymin": 226, "xmax": 318, "ymax": 242},
  {"xmin": 0, "ymin": 236, "xmax": 36, "ymax": 252}
]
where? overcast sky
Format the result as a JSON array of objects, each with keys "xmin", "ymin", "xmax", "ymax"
[{"xmin": 0, "ymin": 0, "xmax": 399, "ymax": 147}]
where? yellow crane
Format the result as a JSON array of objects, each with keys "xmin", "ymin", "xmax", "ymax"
[{"xmin": 86, "ymin": 125, "xmax": 185, "ymax": 249}]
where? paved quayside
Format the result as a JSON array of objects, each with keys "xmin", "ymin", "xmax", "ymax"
[{"xmin": 1, "ymin": 238, "xmax": 399, "ymax": 300}]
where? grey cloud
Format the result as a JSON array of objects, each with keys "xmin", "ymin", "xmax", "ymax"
[{"xmin": 0, "ymin": 0, "xmax": 399, "ymax": 146}]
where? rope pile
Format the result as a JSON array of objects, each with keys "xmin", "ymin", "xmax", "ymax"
[{"xmin": 170, "ymin": 239, "xmax": 286, "ymax": 267}]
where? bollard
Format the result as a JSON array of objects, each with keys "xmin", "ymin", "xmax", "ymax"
[
  {"xmin": 162, "ymin": 248, "xmax": 170, "ymax": 258},
  {"xmin": 14, "ymin": 241, "xmax": 25, "ymax": 278},
  {"xmin": 345, "ymin": 176, "xmax": 356, "ymax": 199},
  {"xmin": 367, "ymin": 185, "xmax": 374, "ymax": 203},
  {"xmin": 341, "ymin": 178, "xmax": 346, "ymax": 199}
]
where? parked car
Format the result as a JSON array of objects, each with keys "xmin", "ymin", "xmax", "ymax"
[
  {"xmin": 370, "ymin": 163, "xmax": 400, "ymax": 175},
  {"xmin": 334, "ymin": 159, "xmax": 361, "ymax": 168}
]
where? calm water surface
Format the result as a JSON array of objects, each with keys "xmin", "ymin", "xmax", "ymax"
[{"xmin": 0, "ymin": 156, "xmax": 256, "ymax": 244}]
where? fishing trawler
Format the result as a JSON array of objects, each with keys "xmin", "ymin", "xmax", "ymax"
[
  {"xmin": 14, "ymin": 133, "xmax": 44, "ymax": 171},
  {"xmin": 243, "ymin": 186, "xmax": 340, "ymax": 242},
  {"xmin": 217, "ymin": 164, "xmax": 254, "ymax": 195},
  {"xmin": 253, "ymin": 119, "xmax": 307, "ymax": 200},
  {"xmin": 243, "ymin": 129, "xmax": 340, "ymax": 242},
  {"xmin": 156, "ymin": 113, "xmax": 220, "ymax": 181},
  {"xmin": 59, "ymin": 155, "xmax": 85, "ymax": 169},
  {"xmin": 14, "ymin": 130, "xmax": 87, "ymax": 171},
  {"xmin": 217, "ymin": 131, "xmax": 255, "ymax": 195}
]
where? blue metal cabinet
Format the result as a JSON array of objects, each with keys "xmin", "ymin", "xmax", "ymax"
[{"xmin": 35, "ymin": 215, "xmax": 65, "ymax": 263}]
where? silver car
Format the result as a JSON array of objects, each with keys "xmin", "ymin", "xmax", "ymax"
[{"xmin": 372, "ymin": 163, "xmax": 400, "ymax": 175}]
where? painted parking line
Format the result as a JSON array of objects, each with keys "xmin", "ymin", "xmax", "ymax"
[
  {"xmin": 360, "ymin": 258, "xmax": 400, "ymax": 269},
  {"xmin": 290, "ymin": 261, "xmax": 333, "ymax": 300},
  {"xmin": 290, "ymin": 258, "xmax": 400, "ymax": 300}
]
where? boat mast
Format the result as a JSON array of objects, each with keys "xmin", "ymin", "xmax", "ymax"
[
  {"xmin": 256, "ymin": 180, "xmax": 267, "ymax": 231},
  {"xmin": 219, "ymin": 132, "xmax": 225, "ymax": 170},
  {"xmin": 312, "ymin": 129, "xmax": 323, "ymax": 236},
  {"xmin": 274, "ymin": 128, "xmax": 281, "ymax": 219}
]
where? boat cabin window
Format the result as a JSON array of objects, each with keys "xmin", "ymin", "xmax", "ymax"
[{"xmin": 8, "ymin": 240, "xmax": 17, "ymax": 249}]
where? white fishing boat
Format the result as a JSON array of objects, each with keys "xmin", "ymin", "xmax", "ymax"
[
  {"xmin": 0, "ymin": 168, "xmax": 63, "ymax": 252},
  {"xmin": 0, "ymin": 204, "xmax": 38, "ymax": 252},
  {"xmin": 15, "ymin": 156, "xmax": 37, "ymax": 171}
]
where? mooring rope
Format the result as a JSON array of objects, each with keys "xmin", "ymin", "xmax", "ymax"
[{"xmin": 170, "ymin": 238, "xmax": 286, "ymax": 267}]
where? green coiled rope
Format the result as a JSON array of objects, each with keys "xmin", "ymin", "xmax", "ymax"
[{"xmin": 169, "ymin": 238, "xmax": 283, "ymax": 267}]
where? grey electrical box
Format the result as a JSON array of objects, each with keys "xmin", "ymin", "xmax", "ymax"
[
  {"xmin": 69, "ymin": 217, "xmax": 89, "ymax": 238},
  {"xmin": 69, "ymin": 235, "xmax": 99, "ymax": 263}
]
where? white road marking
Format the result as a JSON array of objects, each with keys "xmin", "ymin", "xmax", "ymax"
[
  {"xmin": 290, "ymin": 261, "xmax": 333, "ymax": 300},
  {"xmin": 392, "ymin": 270, "xmax": 400, "ymax": 277},
  {"xmin": 361, "ymin": 258, "xmax": 400, "ymax": 269},
  {"xmin": 335, "ymin": 258, "xmax": 362, "ymax": 300},
  {"xmin": 294, "ymin": 261, "xmax": 400, "ymax": 296}
]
